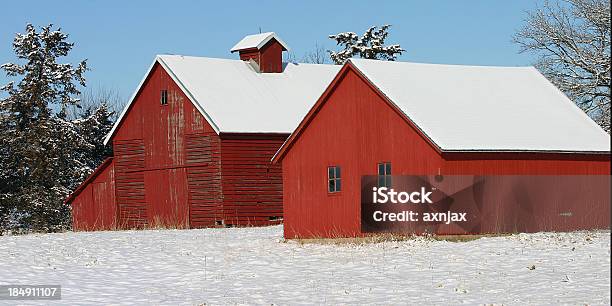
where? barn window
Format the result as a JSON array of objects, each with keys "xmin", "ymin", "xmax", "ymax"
[
  {"xmin": 378, "ymin": 162, "xmax": 392, "ymax": 188},
  {"xmin": 328, "ymin": 166, "xmax": 341, "ymax": 193},
  {"xmin": 160, "ymin": 90, "xmax": 168, "ymax": 105}
]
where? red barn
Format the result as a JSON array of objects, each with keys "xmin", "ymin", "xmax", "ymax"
[
  {"xmin": 67, "ymin": 32, "xmax": 339, "ymax": 230},
  {"xmin": 273, "ymin": 59, "xmax": 611, "ymax": 239}
]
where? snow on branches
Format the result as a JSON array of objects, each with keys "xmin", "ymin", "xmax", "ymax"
[
  {"xmin": 514, "ymin": 0, "xmax": 611, "ymax": 133},
  {"xmin": 328, "ymin": 25, "xmax": 405, "ymax": 64},
  {"xmin": 0, "ymin": 24, "xmax": 113, "ymax": 233}
]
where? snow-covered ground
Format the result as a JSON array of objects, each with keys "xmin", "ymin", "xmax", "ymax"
[{"xmin": 0, "ymin": 226, "xmax": 609, "ymax": 305}]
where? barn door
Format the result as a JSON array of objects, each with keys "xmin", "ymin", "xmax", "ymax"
[
  {"xmin": 114, "ymin": 139, "xmax": 147, "ymax": 228},
  {"xmin": 185, "ymin": 133, "xmax": 222, "ymax": 227}
]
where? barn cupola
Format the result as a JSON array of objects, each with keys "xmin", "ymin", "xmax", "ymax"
[{"xmin": 230, "ymin": 32, "xmax": 290, "ymax": 73}]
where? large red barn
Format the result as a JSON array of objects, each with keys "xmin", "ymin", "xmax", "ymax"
[
  {"xmin": 67, "ymin": 32, "xmax": 339, "ymax": 230},
  {"xmin": 273, "ymin": 59, "xmax": 611, "ymax": 239}
]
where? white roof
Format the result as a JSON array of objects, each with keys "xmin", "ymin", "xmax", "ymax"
[
  {"xmin": 105, "ymin": 55, "xmax": 339, "ymax": 144},
  {"xmin": 349, "ymin": 58, "xmax": 610, "ymax": 152},
  {"xmin": 230, "ymin": 32, "xmax": 290, "ymax": 52}
]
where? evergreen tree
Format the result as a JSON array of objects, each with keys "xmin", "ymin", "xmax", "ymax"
[
  {"xmin": 0, "ymin": 24, "xmax": 88, "ymax": 232},
  {"xmin": 72, "ymin": 102, "xmax": 115, "ymax": 184},
  {"xmin": 328, "ymin": 25, "xmax": 405, "ymax": 64}
]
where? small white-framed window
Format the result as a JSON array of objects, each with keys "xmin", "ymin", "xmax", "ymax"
[
  {"xmin": 378, "ymin": 162, "xmax": 391, "ymax": 188},
  {"xmin": 328, "ymin": 166, "xmax": 341, "ymax": 193}
]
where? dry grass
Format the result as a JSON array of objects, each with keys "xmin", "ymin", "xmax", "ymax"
[
  {"xmin": 430, "ymin": 233, "xmax": 512, "ymax": 242},
  {"xmin": 290, "ymin": 232, "xmax": 514, "ymax": 245}
]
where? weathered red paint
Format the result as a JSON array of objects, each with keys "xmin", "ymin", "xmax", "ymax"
[
  {"xmin": 220, "ymin": 133, "xmax": 286, "ymax": 226},
  {"xmin": 237, "ymin": 39, "xmax": 285, "ymax": 73},
  {"xmin": 277, "ymin": 64, "xmax": 611, "ymax": 239},
  {"xmin": 68, "ymin": 62, "xmax": 286, "ymax": 230},
  {"xmin": 69, "ymin": 158, "xmax": 117, "ymax": 230}
]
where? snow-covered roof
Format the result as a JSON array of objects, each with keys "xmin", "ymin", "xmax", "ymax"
[
  {"xmin": 230, "ymin": 32, "xmax": 290, "ymax": 52},
  {"xmin": 105, "ymin": 55, "xmax": 339, "ymax": 144},
  {"xmin": 348, "ymin": 59, "xmax": 610, "ymax": 152}
]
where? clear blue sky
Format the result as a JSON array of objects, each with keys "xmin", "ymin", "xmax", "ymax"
[{"xmin": 1, "ymin": 0, "xmax": 541, "ymax": 102}]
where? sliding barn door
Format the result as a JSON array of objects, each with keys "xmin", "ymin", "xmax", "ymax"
[
  {"xmin": 185, "ymin": 133, "xmax": 222, "ymax": 227},
  {"xmin": 114, "ymin": 139, "xmax": 147, "ymax": 228}
]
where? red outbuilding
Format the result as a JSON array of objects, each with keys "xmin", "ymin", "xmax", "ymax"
[
  {"xmin": 273, "ymin": 59, "xmax": 611, "ymax": 239},
  {"xmin": 66, "ymin": 32, "xmax": 339, "ymax": 230}
]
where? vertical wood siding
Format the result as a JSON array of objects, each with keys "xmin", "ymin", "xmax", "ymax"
[
  {"xmin": 281, "ymin": 67, "xmax": 611, "ymax": 239},
  {"xmin": 111, "ymin": 63, "xmax": 224, "ymax": 229},
  {"xmin": 71, "ymin": 158, "xmax": 117, "ymax": 231},
  {"xmin": 258, "ymin": 39, "xmax": 284, "ymax": 73},
  {"xmin": 72, "ymin": 62, "xmax": 287, "ymax": 230},
  {"xmin": 237, "ymin": 39, "xmax": 284, "ymax": 73}
]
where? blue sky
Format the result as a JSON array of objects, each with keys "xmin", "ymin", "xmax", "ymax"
[{"xmin": 1, "ymin": 0, "xmax": 541, "ymax": 102}]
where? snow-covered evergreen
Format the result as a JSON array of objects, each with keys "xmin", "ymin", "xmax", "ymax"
[
  {"xmin": 0, "ymin": 24, "xmax": 114, "ymax": 233},
  {"xmin": 71, "ymin": 103, "xmax": 115, "ymax": 184},
  {"xmin": 328, "ymin": 25, "xmax": 405, "ymax": 64}
]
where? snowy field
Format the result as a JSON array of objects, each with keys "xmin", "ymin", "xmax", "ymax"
[{"xmin": 0, "ymin": 226, "xmax": 609, "ymax": 305}]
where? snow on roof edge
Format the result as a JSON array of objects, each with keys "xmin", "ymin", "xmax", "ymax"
[
  {"xmin": 104, "ymin": 59, "xmax": 158, "ymax": 145},
  {"xmin": 347, "ymin": 58, "xmax": 610, "ymax": 153},
  {"xmin": 348, "ymin": 58, "xmax": 535, "ymax": 69},
  {"xmin": 157, "ymin": 56, "xmax": 221, "ymax": 133},
  {"xmin": 346, "ymin": 59, "xmax": 444, "ymax": 152},
  {"xmin": 273, "ymin": 59, "xmax": 610, "ymax": 162},
  {"xmin": 103, "ymin": 56, "xmax": 222, "ymax": 145},
  {"xmin": 526, "ymin": 65, "xmax": 611, "ymax": 136},
  {"xmin": 230, "ymin": 32, "xmax": 290, "ymax": 52}
]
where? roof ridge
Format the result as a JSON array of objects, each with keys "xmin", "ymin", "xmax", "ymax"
[{"xmin": 348, "ymin": 58, "xmax": 534, "ymax": 69}]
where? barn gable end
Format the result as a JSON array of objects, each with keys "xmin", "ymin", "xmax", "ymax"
[
  {"xmin": 69, "ymin": 61, "xmax": 224, "ymax": 229},
  {"xmin": 276, "ymin": 62, "xmax": 610, "ymax": 239},
  {"xmin": 279, "ymin": 65, "xmax": 446, "ymax": 238},
  {"xmin": 108, "ymin": 61, "xmax": 289, "ymax": 229}
]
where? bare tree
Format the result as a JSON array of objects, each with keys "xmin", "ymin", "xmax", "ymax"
[
  {"xmin": 283, "ymin": 44, "xmax": 330, "ymax": 64},
  {"xmin": 283, "ymin": 51, "xmax": 299, "ymax": 64},
  {"xmin": 70, "ymin": 86, "xmax": 121, "ymax": 121},
  {"xmin": 302, "ymin": 43, "xmax": 329, "ymax": 64},
  {"xmin": 514, "ymin": 0, "xmax": 611, "ymax": 133}
]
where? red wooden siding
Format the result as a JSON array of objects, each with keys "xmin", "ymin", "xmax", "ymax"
[
  {"xmin": 114, "ymin": 139, "xmax": 147, "ymax": 228},
  {"xmin": 71, "ymin": 158, "xmax": 117, "ymax": 231},
  {"xmin": 258, "ymin": 39, "xmax": 284, "ymax": 73},
  {"xmin": 237, "ymin": 39, "xmax": 284, "ymax": 73},
  {"xmin": 70, "ymin": 61, "xmax": 288, "ymax": 230},
  {"xmin": 220, "ymin": 133, "xmax": 286, "ymax": 226},
  {"xmin": 111, "ymin": 63, "xmax": 223, "ymax": 229},
  {"xmin": 144, "ymin": 168, "xmax": 189, "ymax": 228},
  {"xmin": 186, "ymin": 133, "xmax": 223, "ymax": 227},
  {"xmin": 280, "ymin": 66, "xmax": 610, "ymax": 239},
  {"xmin": 239, "ymin": 49, "xmax": 259, "ymax": 62}
]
